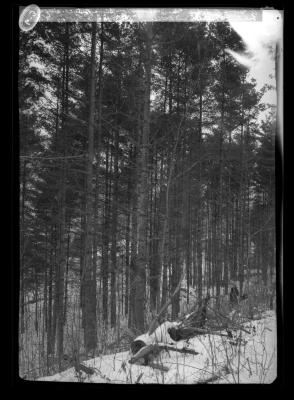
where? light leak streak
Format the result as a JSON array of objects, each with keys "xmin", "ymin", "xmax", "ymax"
[{"xmin": 226, "ymin": 10, "xmax": 283, "ymax": 121}]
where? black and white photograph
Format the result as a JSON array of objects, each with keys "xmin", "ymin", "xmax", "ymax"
[{"xmin": 17, "ymin": 6, "xmax": 283, "ymax": 384}]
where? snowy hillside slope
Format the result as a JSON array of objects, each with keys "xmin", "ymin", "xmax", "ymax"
[{"xmin": 38, "ymin": 311, "xmax": 276, "ymax": 384}]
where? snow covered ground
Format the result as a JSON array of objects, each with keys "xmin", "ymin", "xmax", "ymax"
[{"xmin": 37, "ymin": 310, "xmax": 277, "ymax": 384}]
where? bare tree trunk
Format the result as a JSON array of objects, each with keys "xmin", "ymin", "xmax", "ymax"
[
  {"xmin": 93, "ymin": 21, "xmax": 104, "ymax": 323},
  {"xmin": 20, "ymin": 159, "xmax": 27, "ymax": 334},
  {"xmin": 224, "ymin": 131, "xmax": 233, "ymax": 294},
  {"xmin": 44, "ymin": 229, "xmax": 48, "ymax": 333},
  {"xmin": 47, "ymin": 226, "xmax": 54, "ymax": 358},
  {"xmin": 125, "ymin": 175, "xmax": 131, "ymax": 316},
  {"xmin": 160, "ymin": 152, "xmax": 170, "ymax": 310},
  {"xmin": 82, "ymin": 22, "xmax": 97, "ymax": 354},
  {"xmin": 63, "ymin": 221, "xmax": 70, "ymax": 324},
  {"xmin": 102, "ymin": 141, "xmax": 110, "ymax": 325},
  {"xmin": 110, "ymin": 30, "xmax": 121, "ymax": 326},
  {"xmin": 171, "ymin": 224, "xmax": 181, "ymax": 319},
  {"xmin": 238, "ymin": 87, "xmax": 246, "ymax": 294},
  {"xmin": 34, "ymin": 270, "xmax": 38, "ymax": 333},
  {"xmin": 149, "ymin": 150, "xmax": 160, "ymax": 312},
  {"xmin": 110, "ymin": 126, "xmax": 119, "ymax": 327},
  {"xmin": 197, "ymin": 88, "xmax": 203, "ymax": 302},
  {"xmin": 214, "ymin": 76, "xmax": 226, "ymax": 300},
  {"xmin": 128, "ymin": 164, "xmax": 137, "ymax": 328},
  {"xmin": 185, "ymin": 190, "xmax": 191, "ymax": 305},
  {"xmin": 52, "ymin": 235, "xmax": 58, "ymax": 357},
  {"xmin": 56, "ymin": 23, "xmax": 70, "ymax": 367},
  {"xmin": 134, "ymin": 23, "xmax": 152, "ymax": 332}
]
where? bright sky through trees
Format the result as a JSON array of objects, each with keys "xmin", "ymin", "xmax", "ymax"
[{"xmin": 227, "ymin": 10, "xmax": 282, "ymax": 113}]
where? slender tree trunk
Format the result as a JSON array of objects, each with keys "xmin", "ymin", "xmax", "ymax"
[
  {"xmin": 128, "ymin": 150, "xmax": 138, "ymax": 328},
  {"xmin": 102, "ymin": 141, "xmax": 110, "ymax": 325},
  {"xmin": 149, "ymin": 150, "xmax": 160, "ymax": 312},
  {"xmin": 238, "ymin": 89, "xmax": 246, "ymax": 294},
  {"xmin": 110, "ymin": 32, "xmax": 121, "ymax": 327},
  {"xmin": 34, "ymin": 270, "xmax": 38, "ymax": 333},
  {"xmin": 47, "ymin": 226, "xmax": 54, "ymax": 357},
  {"xmin": 134, "ymin": 23, "xmax": 152, "ymax": 332},
  {"xmin": 63, "ymin": 221, "xmax": 70, "ymax": 324},
  {"xmin": 52, "ymin": 234, "xmax": 58, "ymax": 357},
  {"xmin": 82, "ymin": 22, "xmax": 97, "ymax": 354},
  {"xmin": 125, "ymin": 204, "xmax": 130, "ymax": 317},
  {"xmin": 197, "ymin": 88, "xmax": 203, "ymax": 302},
  {"xmin": 224, "ymin": 131, "xmax": 233, "ymax": 294},
  {"xmin": 80, "ymin": 183, "xmax": 86, "ymax": 329},
  {"xmin": 185, "ymin": 179, "xmax": 191, "ymax": 305},
  {"xmin": 56, "ymin": 23, "xmax": 70, "ymax": 367},
  {"xmin": 110, "ymin": 126, "xmax": 119, "ymax": 327},
  {"xmin": 171, "ymin": 189, "xmax": 181, "ymax": 319},
  {"xmin": 93, "ymin": 21, "xmax": 104, "ymax": 323},
  {"xmin": 160, "ymin": 153, "xmax": 170, "ymax": 310},
  {"xmin": 20, "ymin": 159, "xmax": 27, "ymax": 334},
  {"xmin": 44, "ymin": 228, "xmax": 48, "ymax": 333}
]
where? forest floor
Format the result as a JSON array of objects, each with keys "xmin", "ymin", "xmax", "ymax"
[{"xmin": 37, "ymin": 310, "xmax": 276, "ymax": 384}]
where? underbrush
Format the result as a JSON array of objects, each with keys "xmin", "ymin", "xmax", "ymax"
[{"xmin": 19, "ymin": 281, "xmax": 276, "ymax": 381}]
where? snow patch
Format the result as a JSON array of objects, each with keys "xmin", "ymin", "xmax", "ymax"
[{"xmin": 38, "ymin": 311, "xmax": 277, "ymax": 384}]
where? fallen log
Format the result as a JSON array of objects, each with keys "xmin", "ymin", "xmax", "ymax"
[
  {"xmin": 131, "ymin": 275, "xmax": 208, "ymax": 357},
  {"xmin": 130, "ymin": 321, "xmax": 178, "ymax": 355},
  {"xmin": 129, "ymin": 343, "xmax": 199, "ymax": 365},
  {"xmin": 129, "ymin": 344, "xmax": 160, "ymax": 365},
  {"xmin": 129, "ymin": 292, "xmax": 255, "ymax": 370},
  {"xmin": 74, "ymin": 363, "xmax": 95, "ymax": 375},
  {"xmin": 158, "ymin": 344, "xmax": 199, "ymax": 356},
  {"xmin": 131, "ymin": 339, "xmax": 150, "ymax": 356},
  {"xmin": 168, "ymin": 325, "xmax": 230, "ymax": 341}
]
